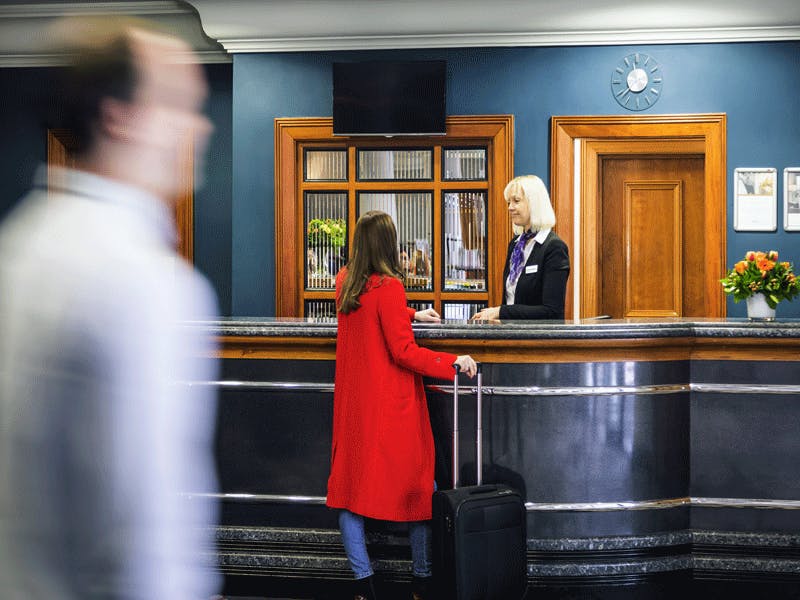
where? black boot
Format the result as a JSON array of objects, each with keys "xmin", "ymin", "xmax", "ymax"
[
  {"xmin": 411, "ymin": 575, "xmax": 432, "ymax": 600},
  {"xmin": 353, "ymin": 574, "xmax": 377, "ymax": 600}
]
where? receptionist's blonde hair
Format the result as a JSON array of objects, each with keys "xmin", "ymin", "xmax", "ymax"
[{"xmin": 503, "ymin": 175, "xmax": 556, "ymax": 235}]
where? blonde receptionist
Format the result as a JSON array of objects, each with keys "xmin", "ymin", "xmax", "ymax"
[{"xmin": 472, "ymin": 175, "xmax": 570, "ymax": 320}]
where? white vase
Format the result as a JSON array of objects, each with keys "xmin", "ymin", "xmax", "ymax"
[{"xmin": 746, "ymin": 294, "xmax": 776, "ymax": 320}]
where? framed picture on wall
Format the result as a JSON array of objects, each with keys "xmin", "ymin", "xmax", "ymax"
[
  {"xmin": 734, "ymin": 167, "xmax": 777, "ymax": 231},
  {"xmin": 784, "ymin": 168, "xmax": 800, "ymax": 231}
]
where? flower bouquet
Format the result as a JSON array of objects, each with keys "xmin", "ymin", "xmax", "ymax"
[{"xmin": 720, "ymin": 251, "xmax": 800, "ymax": 316}]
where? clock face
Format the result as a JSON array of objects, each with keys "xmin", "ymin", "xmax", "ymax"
[{"xmin": 611, "ymin": 53, "xmax": 662, "ymax": 111}]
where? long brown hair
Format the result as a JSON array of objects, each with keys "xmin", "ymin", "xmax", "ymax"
[{"xmin": 338, "ymin": 210, "xmax": 403, "ymax": 314}]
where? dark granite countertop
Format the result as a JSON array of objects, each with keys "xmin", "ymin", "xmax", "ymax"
[{"xmin": 192, "ymin": 317, "xmax": 800, "ymax": 340}]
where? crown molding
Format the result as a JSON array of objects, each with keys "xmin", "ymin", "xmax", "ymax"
[
  {"xmin": 218, "ymin": 25, "xmax": 800, "ymax": 53},
  {"xmin": 0, "ymin": 53, "xmax": 68, "ymax": 67},
  {"xmin": 0, "ymin": 2, "xmax": 188, "ymax": 18},
  {"xmin": 0, "ymin": 50, "xmax": 231, "ymax": 67},
  {"xmin": 0, "ymin": 2, "xmax": 229, "ymax": 67}
]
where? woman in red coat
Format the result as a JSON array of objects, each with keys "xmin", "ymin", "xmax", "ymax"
[{"xmin": 327, "ymin": 211, "xmax": 476, "ymax": 600}]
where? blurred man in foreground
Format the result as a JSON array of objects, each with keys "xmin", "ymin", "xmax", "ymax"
[{"xmin": 0, "ymin": 18, "xmax": 220, "ymax": 599}]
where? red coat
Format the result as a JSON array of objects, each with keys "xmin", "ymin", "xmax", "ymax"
[{"xmin": 326, "ymin": 271, "xmax": 457, "ymax": 521}]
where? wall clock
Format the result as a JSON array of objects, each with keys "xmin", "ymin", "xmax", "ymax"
[{"xmin": 611, "ymin": 53, "xmax": 662, "ymax": 111}]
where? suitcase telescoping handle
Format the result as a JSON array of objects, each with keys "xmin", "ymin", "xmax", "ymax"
[{"xmin": 451, "ymin": 362, "xmax": 483, "ymax": 489}]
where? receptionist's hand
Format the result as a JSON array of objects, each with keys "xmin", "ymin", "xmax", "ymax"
[
  {"xmin": 471, "ymin": 306, "xmax": 500, "ymax": 321},
  {"xmin": 414, "ymin": 308, "xmax": 442, "ymax": 323}
]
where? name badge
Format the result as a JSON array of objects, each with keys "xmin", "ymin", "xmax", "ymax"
[{"xmin": 525, "ymin": 264, "xmax": 538, "ymax": 274}]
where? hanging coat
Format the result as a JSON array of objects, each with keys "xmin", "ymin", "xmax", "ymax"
[{"xmin": 326, "ymin": 271, "xmax": 457, "ymax": 521}]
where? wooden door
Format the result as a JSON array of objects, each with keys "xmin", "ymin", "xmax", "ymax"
[
  {"xmin": 600, "ymin": 156, "xmax": 704, "ymax": 318},
  {"xmin": 550, "ymin": 115, "xmax": 727, "ymax": 319}
]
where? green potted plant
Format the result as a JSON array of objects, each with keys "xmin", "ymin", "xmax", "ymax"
[
  {"xmin": 307, "ymin": 218, "xmax": 347, "ymax": 280},
  {"xmin": 307, "ymin": 218, "xmax": 346, "ymax": 249},
  {"xmin": 720, "ymin": 250, "xmax": 800, "ymax": 319}
]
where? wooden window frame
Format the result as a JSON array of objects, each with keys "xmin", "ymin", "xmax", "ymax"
[{"xmin": 274, "ymin": 116, "xmax": 514, "ymax": 318}]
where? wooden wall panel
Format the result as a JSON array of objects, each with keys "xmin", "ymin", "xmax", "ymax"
[
  {"xmin": 217, "ymin": 333, "xmax": 800, "ymax": 363},
  {"xmin": 623, "ymin": 181, "xmax": 682, "ymax": 317}
]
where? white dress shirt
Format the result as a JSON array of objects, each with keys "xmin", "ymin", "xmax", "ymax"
[{"xmin": 0, "ymin": 166, "xmax": 220, "ymax": 599}]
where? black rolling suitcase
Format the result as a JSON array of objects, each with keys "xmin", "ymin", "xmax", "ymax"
[{"xmin": 432, "ymin": 364, "xmax": 528, "ymax": 600}]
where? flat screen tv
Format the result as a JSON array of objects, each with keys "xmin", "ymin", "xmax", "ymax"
[{"xmin": 332, "ymin": 60, "xmax": 446, "ymax": 136}]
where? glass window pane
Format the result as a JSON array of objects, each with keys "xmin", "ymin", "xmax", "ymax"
[
  {"xmin": 304, "ymin": 299, "xmax": 338, "ymax": 320},
  {"xmin": 305, "ymin": 192, "xmax": 348, "ymax": 290},
  {"xmin": 358, "ymin": 192, "xmax": 433, "ymax": 291},
  {"xmin": 408, "ymin": 301, "xmax": 434, "ymax": 312},
  {"xmin": 443, "ymin": 192, "xmax": 487, "ymax": 291},
  {"xmin": 357, "ymin": 149, "xmax": 432, "ymax": 180},
  {"xmin": 442, "ymin": 302, "xmax": 487, "ymax": 320},
  {"xmin": 443, "ymin": 148, "xmax": 487, "ymax": 180},
  {"xmin": 304, "ymin": 149, "xmax": 347, "ymax": 181}
]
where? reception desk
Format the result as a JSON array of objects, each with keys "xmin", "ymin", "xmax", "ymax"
[{"xmin": 197, "ymin": 318, "xmax": 800, "ymax": 598}]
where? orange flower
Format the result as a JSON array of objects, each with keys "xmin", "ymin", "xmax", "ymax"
[
  {"xmin": 723, "ymin": 250, "xmax": 800, "ymax": 305},
  {"xmin": 757, "ymin": 258, "xmax": 775, "ymax": 272}
]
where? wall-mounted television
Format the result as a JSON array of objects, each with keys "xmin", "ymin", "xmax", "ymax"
[{"xmin": 332, "ymin": 60, "xmax": 446, "ymax": 136}]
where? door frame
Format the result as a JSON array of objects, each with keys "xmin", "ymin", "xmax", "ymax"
[
  {"xmin": 47, "ymin": 128, "xmax": 195, "ymax": 263},
  {"xmin": 550, "ymin": 114, "xmax": 727, "ymax": 319}
]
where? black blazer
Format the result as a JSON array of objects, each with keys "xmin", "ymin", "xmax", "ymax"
[{"xmin": 499, "ymin": 230, "xmax": 570, "ymax": 320}]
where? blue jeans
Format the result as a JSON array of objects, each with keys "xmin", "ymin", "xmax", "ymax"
[{"xmin": 339, "ymin": 510, "xmax": 432, "ymax": 580}]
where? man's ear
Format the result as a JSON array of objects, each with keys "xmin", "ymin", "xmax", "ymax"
[{"xmin": 97, "ymin": 96, "xmax": 131, "ymax": 141}]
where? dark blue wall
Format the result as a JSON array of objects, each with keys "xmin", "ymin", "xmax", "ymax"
[
  {"xmin": 0, "ymin": 63, "xmax": 233, "ymax": 315},
  {"xmin": 3, "ymin": 42, "xmax": 799, "ymax": 318},
  {"xmin": 195, "ymin": 63, "xmax": 233, "ymax": 316},
  {"xmin": 0, "ymin": 67, "xmax": 51, "ymax": 224},
  {"xmin": 232, "ymin": 41, "xmax": 800, "ymax": 318}
]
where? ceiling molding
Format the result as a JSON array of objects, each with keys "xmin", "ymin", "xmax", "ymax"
[
  {"xmin": 218, "ymin": 25, "xmax": 800, "ymax": 53},
  {"xmin": 0, "ymin": 50, "xmax": 231, "ymax": 68},
  {"xmin": 0, "ymin": 1, "xmax": 229, "ymax": 67},
  {"xmin": 0, "ymin": 2, "xmax": 189, "ymax": 18},
  {"xmin": 0, "ymin": 53, "xmax": 69, "ymax": 67},
  {"xmin": 2, "ymin": 1, "xmax": 797, "ymax": 66}
]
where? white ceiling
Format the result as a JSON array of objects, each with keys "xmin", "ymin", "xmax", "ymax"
[
  {"xmin": 189, "ymin": 0, "xmax": 800, "ymax": 51},
  {"xmin": 0, "ymin": 0, "xmax": 798, "ymax": 66}
]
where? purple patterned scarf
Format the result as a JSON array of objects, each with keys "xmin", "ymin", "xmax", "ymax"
[{"xmin": 508, "ymin": 230, "xmax": 535, "ymax": 284}]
